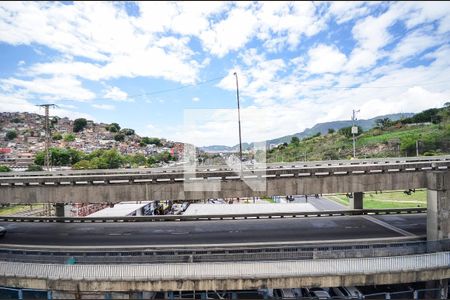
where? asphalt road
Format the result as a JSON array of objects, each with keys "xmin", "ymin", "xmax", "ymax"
[
  {"xmin": 293, "ymin": 195, "xmax": 346, "ymax": 210},
  {"xmin": 0, "ymin": 215, "xmax": 425, "ymax": 247}
]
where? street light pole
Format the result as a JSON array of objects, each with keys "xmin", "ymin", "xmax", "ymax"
[{"xmin": 233, "ymin": 72, "xmax": 243, "ymax": 175}]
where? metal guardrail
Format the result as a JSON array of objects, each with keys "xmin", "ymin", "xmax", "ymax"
[
  {"xmin": 0, "ymin": 157, "xmax": 449, "ymax": 186},
  {"xmin": 0, "ymin": 208, "xmax": 426, "ymax": 223},
  {"xmin": 1, "ymin": 238, "xmax": 448, "ymax": 265},
  {"xmin": 1, "ymin": 155, "xmax": 449, "ymax": 178}
]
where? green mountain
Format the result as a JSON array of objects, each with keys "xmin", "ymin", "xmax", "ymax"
[{"xmin": 200, "ymin": 113, "xmax": 413, "ymax": 152}]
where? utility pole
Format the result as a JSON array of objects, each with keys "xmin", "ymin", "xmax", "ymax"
[
  {"xmin": 416, "ymin": 140, "xmax": 420, "ymax": 157},
  {"xmin": 37, "ymin": 104, "xmax": 56, "ymax": 171},
  {"xmin": 351, "ymin": 109, "xmax": 360, "ymax": 159},
  {"xmin": 233, "ymin": 72, "xmax": 243, "ymax": 175}
]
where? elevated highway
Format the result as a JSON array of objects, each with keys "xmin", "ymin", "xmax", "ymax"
[
  {"xmin": 0, "ymin": 156, "xmax": 449, "ymax": 296},
  {"xmin": 0, "ymin": 156, "xmax": 449, "ymax": 204}
]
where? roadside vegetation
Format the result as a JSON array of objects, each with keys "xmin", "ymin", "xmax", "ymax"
[
  {"xmin": 264, "ymin": 104, "xmax": 450, "ymax": 163},
  {"xmin": 326, "ymin": 189, "xmax": 427, "ymax": 209},
  {"xmin": 32, "ymin": 148, "xmax": 176, "ymax": 170},
  {"xmin": 0, "ymin": 204, "xmax": 45, "ymax": 216}
]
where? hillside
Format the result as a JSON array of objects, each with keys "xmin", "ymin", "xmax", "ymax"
[
  {"xmin": 263, "ymin": 106, "xmax": 449, "ymax": 163},
  {"xmin": 200, "ymin": 113, "xmax": 413, "ymax": 152}
]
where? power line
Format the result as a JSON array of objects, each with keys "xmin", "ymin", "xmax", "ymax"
[{"xmin": 128, "ymin": 74, "xmax": 228, "ymax": 99}]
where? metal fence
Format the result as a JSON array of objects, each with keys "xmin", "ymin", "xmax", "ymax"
[{"xmin": 0, "ymin": 238, "xmax": 449, "ymax": 265}]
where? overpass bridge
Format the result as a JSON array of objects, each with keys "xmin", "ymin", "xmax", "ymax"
[
  {"xmin": 0, "ymin": 156, "xmax": 449, "ymax": 298},
  {"xmin": 0, "ymin": 155, "xmax": 449, "ymax": 204}
]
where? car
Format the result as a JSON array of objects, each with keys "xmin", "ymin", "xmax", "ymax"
[
  {"xmin": 330, "ymin": 286, "xmax": 363, "ymax": 299},
  {"xmin": 0, "ymin": 226, "xmax": 6, "ymax": 237},
  {"xmin": 307, "ymin": 288, "xmax": 331, "ymax": 299}
]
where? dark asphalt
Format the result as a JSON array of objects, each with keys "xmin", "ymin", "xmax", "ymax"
[
  {"xmin": 372, "ymin": 214, "xmax": 426, "ymax": 236},
  {"xmin": 0, "ymin": 215, "xmax": 425, "ymax": 247}
]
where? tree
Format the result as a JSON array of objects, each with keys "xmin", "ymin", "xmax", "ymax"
[
  {"xmin": 107, "ymin": 123, "xmax": 121, "ymax": 133},
  {"xmin": 0, "ymin": 165, "xmax": 11, "ymax": 172},
  {"xmin": 338, "ymin": 126, "xmax": 363, "ymax": 138},
  {"xmin": 291, "ymin": 136, "xmax": 300, "ymax": 144},
  {"xmin": 6, "ymin": 130, "xmax": 17, "ymax": 140},
  {"xmin": 52, "ymin": 133, "xmax": 63, "ymax": 140},
  {"xmin": 375, "ymin": 118, "xmax": 392, "ymax": 130},
  {"xmin": 73, "ymin": 118, "xmax": 87, "ymax": 132},
  {"xmin": 140, "ymin": 137, "xmax": 162, "ymax": 146},
  {"xmin": 63, "ymin": 133, "xmax": 75, "ymax": 142},
  {"xmin": 114, "ymin": 133, "xmax": 125, "ymax": 142},
  {"xmin": 120, "ymin": 128, "xmax": 135, "ymax": 136},
  {"xmin": 327, "ymin": 128, "xmax": 335, "ymax": 134},
  {"xmin": 26, "ymin": 164, "xmax": 43, "ymax": 172}
]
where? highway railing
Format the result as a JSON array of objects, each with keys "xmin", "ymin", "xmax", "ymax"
[
  {"xmin": 0, "ymin": 155, "xmax": 449, "ymax": 181},
  {"xmin": 1, "ymin": 238, "xmax": 448, "ymax": 265},
  {"xmin": 0, "ymin": 161, "xmax": 448, "ymax": 187},
  {"xmin": 0, "ymin": 208, "xmax": 426, "ymax": 223}
]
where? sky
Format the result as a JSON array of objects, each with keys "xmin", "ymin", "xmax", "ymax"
[{"xmin": 0, "ymin": 1, "xmax": 449, "ymax": 147}]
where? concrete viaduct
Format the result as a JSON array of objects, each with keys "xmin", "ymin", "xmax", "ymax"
[{"xmin": 0, "ymin": 156, "xmax": 449, "ymax": 297}]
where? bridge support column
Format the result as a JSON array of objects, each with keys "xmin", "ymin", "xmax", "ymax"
[
  {"xmin": 350, "ymin": 192, "xmax": 363, "ymax": 209},
  {"xmin": 427, "ymin": 171, "xmax": 450, "ymax": 241},
  {"xmin": 55, "ymin": 203, "xmax": 65, "ymax": 217}
]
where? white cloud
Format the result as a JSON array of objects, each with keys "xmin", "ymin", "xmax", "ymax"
[
  {"xmin": 200, "ymin": 6, "xmax": 258, "ymax": 57},
  {"xmin": 1, "ymin": 76, "xmax": 95, "ymax": 102},
  {"xmin": 103, "ymin": 86, "xmax": 129, "ymax": 102},
  {"xmin": 192, "ymin": 97, "xmax": 200, "ymax": 102},
  {"xmin": 0, "ymin": 2, "xmax": 204, "ymax": 84},
  {"xmin": 0, "ymin": 90, "xmax": 92, "ymax": 120},
  {"xmin": 390, "ymin": 29, "xmax": 441, "ymax": 61},
  {"xmin": 328, "ymin": 2, "xmax": 371, "ymax": 24},
  {"xmin": 307, "ymin": 44, "xmax": 347, "ymax": 74},
  {"xmin": 92, "ymin": 104, "xmax": 115, "ymax": 110}
]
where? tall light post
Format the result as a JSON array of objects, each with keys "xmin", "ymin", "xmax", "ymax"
[
  {"xmin": 233, "ymin": 72, "xmax": 243, "ymax": 175},
  {"xmin": 351, "ymin": 109, "xmax": 360, "ymax": 159}
]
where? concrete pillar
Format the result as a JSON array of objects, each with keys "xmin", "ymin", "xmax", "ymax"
[
  {"xmin": 350, "ymin": 192, "xmax": 363, "ymax": 209},
  {"xmin": 440, "ymin": 279, "xmax": 448, "ymax": 299},
  {"xmin": 55, "ymin": 203, "xmax": 65, "ymax": 217},
  {"xmin": 427, "ymin": 171, "xmax": 450, "ymax": 241}
]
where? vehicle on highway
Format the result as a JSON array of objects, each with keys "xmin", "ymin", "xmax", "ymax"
[
  {"xmin": 273, "ymin": 288, "xmax": 310, "ymax": 299},
  {"xmin": 330, "ymin": 286, "xmax": 363, "ymax": 299},
  {"xmin": 0, "ymin": 226, "xmax": 6, "ymax": 237},
  {"xmin": 306, "ymin": 287, "xmax": 331, "ymax": 299}
]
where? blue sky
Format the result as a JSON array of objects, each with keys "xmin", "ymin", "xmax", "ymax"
[{"xmin": 0, "ymin": 1, "xmax": 449, "ymax": 146}]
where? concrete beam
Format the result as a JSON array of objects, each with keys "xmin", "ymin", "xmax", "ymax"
[
  {"xmin": 0, "ymin": 171, "xmax": 430, "ymax": 204},
  {"xmin": 427, "ymin": 171, "xmax": 450, "ymax": 241}
]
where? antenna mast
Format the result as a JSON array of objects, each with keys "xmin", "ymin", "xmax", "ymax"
[{"xmin": 37, "ymin": 104, "xmax": 56, "ymax": 171}]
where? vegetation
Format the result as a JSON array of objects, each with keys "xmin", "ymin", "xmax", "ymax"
[
  {"xmin": 114, "ymin": 133, "xmax": 125, "ymax": 142},
  {"xmin": 328, "ymin": 189, "xmax": 426, "ymax": 209},
  {"xmin": 26, "ymin": 164, "xmax": 43, "ymax": 172},
  {"xmin": 106, "ymin": 122, "xmax": 121, "ymax": 133},
  {"xmin": 63, "ymin": 133, "xmax": 76, "ymax": 142},
  {"xmin": 5, "ymin": 130, "xmax": 17, "ymax": 140},
  {"xmin": 0, "ymin": 165, "xmax": 11, "ymax": 172},
  {"xmin": 33, "ymin": 147, "xmax": 175, "ymax": 170},
  {"xmin": 120, "ymin": 128, "xmax": 135, "ymax": 136},
  {"xmin": 140, "ymin": 137, "xmax": 162, "ymax": 147},
  {"xmin": 73, "ymin": 118, "xmax": 87, "ymax": 132},
  {"xmin": 266, "ymin": 105, "xmax": 450, "ymax": 162},
  {"xmin": 52, "ymin": 133, "xmax": 63, "ymax": 140}
]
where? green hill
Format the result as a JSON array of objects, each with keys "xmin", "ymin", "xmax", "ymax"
[{"xmin": 265, "ymin": 105, "xmax": 450, "ymax": 163}]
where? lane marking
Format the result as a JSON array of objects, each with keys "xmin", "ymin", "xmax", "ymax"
[{"xmin": 363, "ymin": 216, "xmax": 416, "ymax": 237}]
